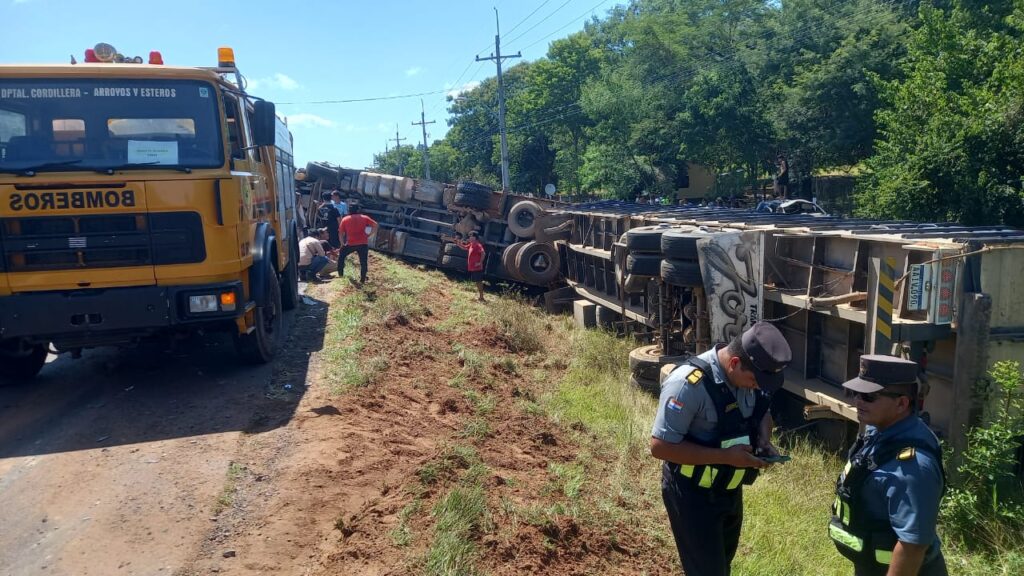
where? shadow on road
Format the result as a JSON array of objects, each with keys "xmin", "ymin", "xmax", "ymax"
[{"xmin": 0, "ymin": 292, "xmax": 330, "ymax": 459}]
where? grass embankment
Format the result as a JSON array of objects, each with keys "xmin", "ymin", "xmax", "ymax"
[{"xmin": 317, "ymin": 255, "xmax": 1019, "ymax": 575}]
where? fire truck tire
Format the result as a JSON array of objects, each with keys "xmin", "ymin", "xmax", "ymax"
[
  {"xmin": 514, "ymin": 241, "xmax": 560, "ymax": 285},
  {"xmin": 661, "ymin": 230, "xmax": 703, "ymax": 260},
  {"xmin": 629, "ymin": 373, "xmax": 660, "ymax": 396},
  {"xmin": 626, "ymin": 253, "xmax": 661, "ymax": 276},
  {"xmin": 442, "ymin": 255, "xmax": 468, "ymax": 269},
  {"xmin": 507, "ymin": 200, "xmax": 543, "ymax": 238},
  {"xmin": 281, "ymin": 238, "xmax": 300, "ymax": 311},
  {"xmin": 628, "ymin": 344, "xmax": 687, "ymax": 372},
  {"xmin": 236, "ymin": 263, "xmax": 283, "ymax": 364},
  {"xmin": 501, "ymin": 242, "xmax": 528, "ymax": 281},
  {"xmin": 0, "ymin": 343, "xmax": 48, "ymax": 382},
  {"xmin": 624, "ymin": 226, "xmax": 666, "ymax": 253},
  {"xmin": 660, "ymin": 259, "xmax": 703, "ymax": 287},
  {"xmin": 443, "ymin": 243, "xmax": 468, "ymax": 257}
]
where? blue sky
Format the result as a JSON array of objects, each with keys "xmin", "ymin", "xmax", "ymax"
[{"xmin": 3, "ymin": 0, "xmax": 620, "ymax": 169}]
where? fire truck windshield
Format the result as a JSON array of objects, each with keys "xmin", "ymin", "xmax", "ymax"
[{"xmin": 0, "ymin": 78, "xmax": 224, "ymax": 174}]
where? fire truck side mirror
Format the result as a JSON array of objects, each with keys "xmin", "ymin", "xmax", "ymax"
[{"xmin": 252, "ymin": 100, "xmax": 276, "ymax": 147}]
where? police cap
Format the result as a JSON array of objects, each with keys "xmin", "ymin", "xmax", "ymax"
[
  {"xmin": 842, "ymin": 355, "xmax": 918, "ymax": 394},
  {"xmin": 740, "ymin": 321, "xmax": 792, "ymax": 392}
]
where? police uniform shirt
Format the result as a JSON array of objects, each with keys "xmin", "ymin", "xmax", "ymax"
[
  {"xmin": 651, "ymin": 346, "xmax": 757, "ymax": 445},
  {"xmin": 857, "ymin": 415, "xmax": 944, "ymax": 555}
]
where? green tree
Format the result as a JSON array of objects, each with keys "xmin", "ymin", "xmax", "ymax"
[{"xmin": 856, "ymin": 1, "xmax": 1024, "ymax": 225}]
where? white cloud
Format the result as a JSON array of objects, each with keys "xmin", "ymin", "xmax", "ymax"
[
  {"xmin": 285, "ymin": 113, "xmax": 336, "ymax": 128},
  {"xmin": 405, "ymin": 67, "xmax": 423, "ymax": 77},
  {"xmin": 248, "ymin": 73, "xmax": 301, "ymax": 92},
  {"xmin": 446, "ymin": 80, "xmax": 481, "ymax": 99}
]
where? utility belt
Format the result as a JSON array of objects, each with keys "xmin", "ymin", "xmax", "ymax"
[{"xmin": 673, "ymin": 434, "xmax": 760, "ymax": 492}]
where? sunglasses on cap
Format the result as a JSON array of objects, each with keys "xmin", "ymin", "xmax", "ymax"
[{"xmin": 846, "ymin": 390, "xmax": 908, "ymax": 403}]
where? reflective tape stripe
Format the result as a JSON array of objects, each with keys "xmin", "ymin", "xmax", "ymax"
[
  {"xmin": 842, "ymin": 501, "xmax": 850, "ymax": 525},
  {"xmin": 699, "ymin": 466, "xmax": 718, "ymax": 488},
  {"xmin": 680, "ymin": 464, "xmax": 695, "ymax": 478},
  {"xmin": 725, "ymin": 469, "xmax": 745, "ymax": 490},
  {"xmin": 875, "ymin": 550, "xmax": 893, "ymax": 564},
  {"xmin": 828, "ymin": 524, "xmax": 864, "ymax": 552}
]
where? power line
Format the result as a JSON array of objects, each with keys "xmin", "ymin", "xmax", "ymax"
[
  {"xmin": 506, "ymin": 0, "xmax": 554, "ymax": 35},
  {"xmin": 519, "ymin": 0, "xmax": 614, "ymax": 50},
  {"xmin": 277, "ymin": 89, "xmax": 448, "ymax": 106},
  {"xmin": 505, "ymin": 0, "xmax": 575, "ymax": 45}
]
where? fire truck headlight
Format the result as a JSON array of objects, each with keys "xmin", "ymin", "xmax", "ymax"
[{"xmin": 189, "ymin": 295, "xmax": 219, "ymax": 313}]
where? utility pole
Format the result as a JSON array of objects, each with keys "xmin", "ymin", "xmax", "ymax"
[
  {"xmin": 390, "ymin": 124, "xmax": 407, "ymax": 175},
  {"xmin": 411, "ymin": 99, "xmax": 436, "ymax": 180},
  {"xmin": 476, "ymin": 8, "xmax": 520, "ymax": 192}
]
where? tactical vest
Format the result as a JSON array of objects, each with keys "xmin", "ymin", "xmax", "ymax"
[
  {"xmin": 673, "ymin": 356, "xmax": 771, "ymax": 491},
  {"xmin": 829, "ymin": 432, "xmax": 945, "ymax": 567}
]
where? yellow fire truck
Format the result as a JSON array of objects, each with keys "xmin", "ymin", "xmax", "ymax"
[{"xmin": 0, "ymin": 45, "xmax": 299, "ymax": 380}]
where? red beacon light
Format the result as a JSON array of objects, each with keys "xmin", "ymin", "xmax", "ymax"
[
  {"xmin": 149, "ymin": 51, "xmax": 163, "ymax": 65},
  {"xmin": 84, "ymin": 49, "xmax": 99, "ymax": 63}
]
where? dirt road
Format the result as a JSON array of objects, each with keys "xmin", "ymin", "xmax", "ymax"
[{"xmin": 0, "ymin": 304, "xmax": 315, "ymax": 576}]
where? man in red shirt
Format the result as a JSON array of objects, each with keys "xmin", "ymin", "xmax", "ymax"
[
  {"xmin": 456, "ymin": 231, "xmax": 486, "ymax": 301},
  {"xmin": 337, "ymin": 204, "xmax": 378, "ymax": 284}
]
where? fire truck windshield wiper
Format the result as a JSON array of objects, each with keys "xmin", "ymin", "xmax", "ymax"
[
  {"xmin": 1, "ymin": 160, "xmax": 84, "ymax": 177},
  {"xmin": 95, "ymin": 162, "xmax": 193, "ymax": 174}
]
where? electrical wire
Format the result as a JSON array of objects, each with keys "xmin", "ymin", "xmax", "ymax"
[
  {"xmin": 519, "ymin": 0, "xmax": 615, "ymax": 51},
  {"xmin": 505, "ymin": 0, "xmax": 576, "ymax": 45},
  {"xmin": 507, "ymin": 0, "xmax": 554, "ymax": 35}
]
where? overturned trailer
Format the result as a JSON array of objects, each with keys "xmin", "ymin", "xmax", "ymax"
[
  {"xmin": 555, "ymin": 200, "xmax": 1024, "ymax": 451},
  {"xmin": 295, "ymin": 162, "xmax": 572, "ymax": 287}
]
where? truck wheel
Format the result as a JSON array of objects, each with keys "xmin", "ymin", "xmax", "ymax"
[
  {"xmin": 501, "ymin": 242, "xmax": 528, "ymax": 281},
  {"xmin": 281, "ymin": 238, "xmax": 299, "ymax": 311},
  {"xmin": 624, "ymin": 226, "xmax": 667, "ymax": 253},
  {"xmin": 0, "ymin": 343, "xmax": 48, "ymax": 383},
  {"xmin": 660, "ymin": 259, "xmax": 703, "ymax": 287},
  {"xmin": 628, "ymin": 344, "xmax": 687, "ymax": 372},
  {"xmin": 236, "ymin": 264, "xmax": 283, "ymax": 364},
  {"xmin": 661, "ymin": 230, "xmax": 704, "ymax": 260},
  {"xmin": 514, "ymin": 241, "xmax": 560, "ymax": 285},
  {"xmin": 626, "ymin": 253, "xmax": 661, "ymax": 276},
  {"xmin": 507, "ymin": 200, "xmax": 543, "ymax": 238},
  {"xmin": 629, "ymin": 373, "xmax": 660, "ymax": 396},
  {"xmin": 453, "ymin": 181, "xmax": 493, "ymax": 209}
]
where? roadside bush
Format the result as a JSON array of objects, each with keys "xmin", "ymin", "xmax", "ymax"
[{"xmin": 942, "ymin": 361, "xmax": 1024, "ymax": 552}]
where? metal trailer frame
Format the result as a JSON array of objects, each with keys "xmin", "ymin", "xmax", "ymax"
[{"xmin": 555, "ymin": 200, "xmax": 1024, "ymax": 451}]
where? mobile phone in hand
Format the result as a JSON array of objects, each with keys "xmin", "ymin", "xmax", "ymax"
[{"xmin": 760, "ymin": 455, "xmax": 792, "ymax": 464}]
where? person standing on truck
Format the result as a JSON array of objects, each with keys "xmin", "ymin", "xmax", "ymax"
[
  {"xmin": 650, "ymin": 321, "xmax": 793, "ymax": 576},
  {"xmin": 317, "ymin": 192, "xmax": 342, "ymax": 249},
  {"xmin": 337, "ymin": 204, "xmax": 378, "ymax": 285},
  {"xmin": 830, "ymin": 355, "xmax": 947, "ymax": 576}
]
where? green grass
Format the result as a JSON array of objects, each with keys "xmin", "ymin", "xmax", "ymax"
[
  {"xmin": 212, "ymin": 461, "xmax": 246, "ymax": 515},
  {"xmin": 421, "ymin": 447, "xmax": 490, "ymax": 576}
]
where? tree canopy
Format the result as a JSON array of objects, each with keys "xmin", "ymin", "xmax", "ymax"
[{"xmin": 368, "ymin": 0, "xmax": 1024, "ymax": 225}]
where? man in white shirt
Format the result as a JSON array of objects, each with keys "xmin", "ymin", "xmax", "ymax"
[{"xmin": 298, "ymin": 228, "xmax": 337, "ymax": 281}]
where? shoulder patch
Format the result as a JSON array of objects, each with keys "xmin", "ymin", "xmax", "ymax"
[
  {"xmin": 898, "ymin": 447, "xmax": 916, "ymax": 461},
  {"xmin": 686, "ymin": 369, "xmax": 704, "ymax": 385}
]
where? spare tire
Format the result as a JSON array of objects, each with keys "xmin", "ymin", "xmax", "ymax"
[
  {"xmin": 661, "ymin": 230, "xmax": 704, "ymax": 260},
  {"xmin": 456, "ymin": 181, "xmax": 494, "ymax": 195},
  {"xmin": 626, "ymin": 253, "xmax": 661, "ymax": 276},
  {"xmin": 507, "ymin": 200, "xmax": 544, "ymax": 239},
  {"xmin": 628, "ymin": 344, "xmax": 688, "ymax": 372},
  {"xmin": 514, "ymin": 241, "xmax": 560, "ymax": 285},
  {"xmin": 442, "ymin": 254, "xmax": 468, "ymax": 269},
  {"xmin": 629, "ymin": 373, "xmax": 660, "ymax": 396},
  {"xmin": 413, "ymin": 180, "xmax": 444, "ymax": 205},
  {"xmin": 661, "ymin": 259, "xmax": 703, "ymax": 287},
  {"xmin": 501, "ymin": 242, "xmax": 528, "ymax": 280},
  {"xmin": 624, "ymin": 225, "xmax": 668, "ymax": 253}
]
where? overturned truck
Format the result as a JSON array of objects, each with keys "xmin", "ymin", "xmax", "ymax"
[
  {"xmin": 296, "ymin": 162, "xmax": 571, "ymax": 287},
  {"xmin": 554, "ymin": 200, "xmax": 1024, "ymax": 451}
]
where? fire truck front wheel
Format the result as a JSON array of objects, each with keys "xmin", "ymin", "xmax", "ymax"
[
  {"xmin": 236, "ymin": 265, "xmax": 283, "ymax": 364},
  {"xmin": 0, "ymin": 341, "xmax": 48, "ymax": 383}
]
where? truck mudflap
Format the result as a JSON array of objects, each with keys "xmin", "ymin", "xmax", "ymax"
[{"xmin": 0, "ymin": 281, "xmax": 243, "ymax": 344}]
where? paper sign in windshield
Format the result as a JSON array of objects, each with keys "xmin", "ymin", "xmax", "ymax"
[{"xmin": 127, "ymin": 140, "xmax": 178, "ymax": 165}]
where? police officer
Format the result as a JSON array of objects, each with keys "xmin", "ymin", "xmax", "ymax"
[
  {"xmin": 651, "ymin": 321, "xmax": 793, "ymax": 576},
  {"xmin": 830, "ymin": 355, "xmax": 947, "ymax": 576}
]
